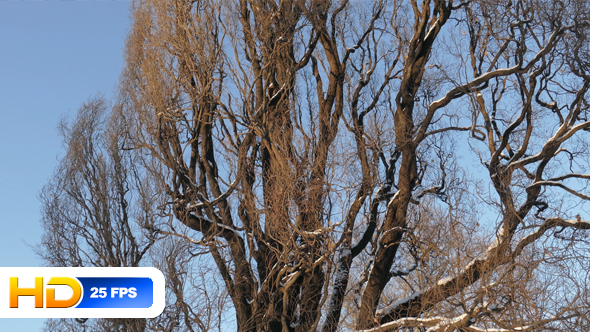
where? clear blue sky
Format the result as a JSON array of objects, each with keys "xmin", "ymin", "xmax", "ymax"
[{"xmin": 0, "ymin": 2, "xmax": 131, "ymax": 330}]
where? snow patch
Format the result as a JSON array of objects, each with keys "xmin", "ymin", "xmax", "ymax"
[{"xmin": 376, "ymin": 290, "xmax": 425, "ymax": 317}]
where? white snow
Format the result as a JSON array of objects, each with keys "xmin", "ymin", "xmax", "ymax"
[
  {"xmin": 376, "ymin": 289, "xmax": 425, "ymax": 317},
  {"xmin": 214, "ymin": 222, "xmax": 239, "ymax": 234},
  {"xmin": 436, "ymin": 276, "xmax": 453, "ymax": 286}
]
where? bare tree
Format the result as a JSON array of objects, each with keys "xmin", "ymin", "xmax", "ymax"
[
  {"xmin": 40, "ymin": 0, "xmax": 590, "ymax": 331},
  {"xmin": 39, "ymin": 96, "xmax": 223, "ymax": 331}
]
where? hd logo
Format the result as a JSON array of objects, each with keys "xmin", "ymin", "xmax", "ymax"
[
  {"xmin": 10, "ymin": 276, "xmax": 82, "ymax": 308},
  {"xmin": 0, "ymin": 267, "xmax": 165, "ymax": 318}
]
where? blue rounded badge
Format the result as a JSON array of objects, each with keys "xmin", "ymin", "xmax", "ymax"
[{"xmin": 76, "ymin": 277, "xmax": 153, "ymax": 308}]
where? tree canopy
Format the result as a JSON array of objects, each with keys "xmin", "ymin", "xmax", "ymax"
[{"xmin": 39, "ymin": 0, "xmax": 590, "ymax": 331}]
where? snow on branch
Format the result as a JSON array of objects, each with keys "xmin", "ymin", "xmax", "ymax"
[
  {"xmin": 361, "ymin": 301, "xmax": 532, "ymax": 332},
  {"xmin": 354, "ymin": 316, "xmax": 450, "ymax": 332}
]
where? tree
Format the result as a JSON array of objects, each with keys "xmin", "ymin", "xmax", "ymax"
[{"xmin": 39, "ymin": 0, "xmax": 590, "ymax": 331}]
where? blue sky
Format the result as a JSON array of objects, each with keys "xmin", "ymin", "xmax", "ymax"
[{"xmin": 0, "ymin": 2, "xmax": 131, "ymax": 330}]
